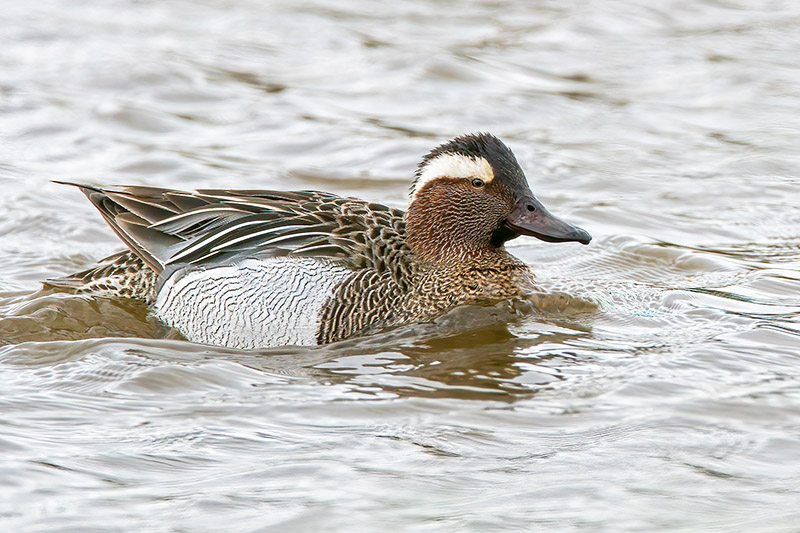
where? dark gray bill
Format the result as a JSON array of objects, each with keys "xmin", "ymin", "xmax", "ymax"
[{"xmin": 504, "ymin": 196, "xmax": 591, "ymax": 245}]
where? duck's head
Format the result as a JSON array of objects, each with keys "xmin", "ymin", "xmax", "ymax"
[{"xmin": 406, "ymin": 132, "xmax": 591, "ymax": 264}]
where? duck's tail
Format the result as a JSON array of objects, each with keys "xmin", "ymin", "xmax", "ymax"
[{"xmin": 44, "ymin": 250, "xmax": 157, "ymax": 301}]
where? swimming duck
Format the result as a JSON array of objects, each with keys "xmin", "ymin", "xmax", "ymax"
[{"xmin": 50, "ymin": 133, "xmax": 591, "ymax": 348}]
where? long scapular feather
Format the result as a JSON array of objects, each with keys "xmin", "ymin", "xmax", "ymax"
[{"xmin": 54, "ymin": 181, "xmax": 409, "ymax": 278}]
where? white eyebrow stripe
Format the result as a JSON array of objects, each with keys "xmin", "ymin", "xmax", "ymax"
[{"xmin": 412, "ymin": 153, "xmax": 494, "ymax": 200}]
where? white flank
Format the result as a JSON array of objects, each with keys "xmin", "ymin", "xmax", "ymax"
[
  {"xmin": 412, "ymin": 153, "xmax": 494, "ymax": 200},
  {"xmin": 154, "ymin": 257, "xmax": 351, "ymax": 349}
]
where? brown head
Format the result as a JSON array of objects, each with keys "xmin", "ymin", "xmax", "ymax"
[{"xmin": 405, "ymin": 133, "xmax": 591, "ymax": 265}]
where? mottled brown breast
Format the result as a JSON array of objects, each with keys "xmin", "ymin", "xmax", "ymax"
[{"xmin": 315, "ymin": 252, "xmax": 540, "ymax": 344}]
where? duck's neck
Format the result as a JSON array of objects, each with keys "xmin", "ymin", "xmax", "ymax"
[{"xmin": 405, "ymin": 201, "xmax": 504, "ymax": 266}]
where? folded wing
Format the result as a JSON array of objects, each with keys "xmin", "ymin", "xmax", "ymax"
[{"xmin": 56, "ymin": 183, "xmax": 411, "ymax": 283}]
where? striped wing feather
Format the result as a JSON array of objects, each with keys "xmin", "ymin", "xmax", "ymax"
[{"xmin": 58, "ymin": 183, "xmax": 411, "ymax": 282}]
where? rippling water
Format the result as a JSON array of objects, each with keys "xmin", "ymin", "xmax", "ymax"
[{"xmin": 2, "ymin": 0, "xmax": 800, "ymax": 530}]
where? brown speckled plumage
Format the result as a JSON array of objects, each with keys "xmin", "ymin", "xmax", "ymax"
[
  {"xmin": 48, "ymin": 133, "xmax": 591, "ymax": 347},
  {"xmin": 47, "ymin": 250, "xmax": 156, "ymax": 300},
  {"xmin": 316, "ymin": 255, "xmax": 539, "ymax": 343}
]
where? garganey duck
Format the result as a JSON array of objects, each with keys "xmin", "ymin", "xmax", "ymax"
[{"xmin": 50, "ymin": 133, "xmax": 591, "ymax": 348}]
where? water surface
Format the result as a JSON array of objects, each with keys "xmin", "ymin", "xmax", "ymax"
[{"xmin": 2, "ymin": 0, "xmax": 800, "ymax": 531}]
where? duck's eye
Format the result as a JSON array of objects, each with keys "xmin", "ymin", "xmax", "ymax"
[{"xmin": 471, "ymin": 178, "xmax": 485, "ymax": 188}]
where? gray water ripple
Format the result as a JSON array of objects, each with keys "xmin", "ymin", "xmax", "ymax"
[{"xmin": 3, "ymin": 0, "xmax": 800, "ymax": 531}]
